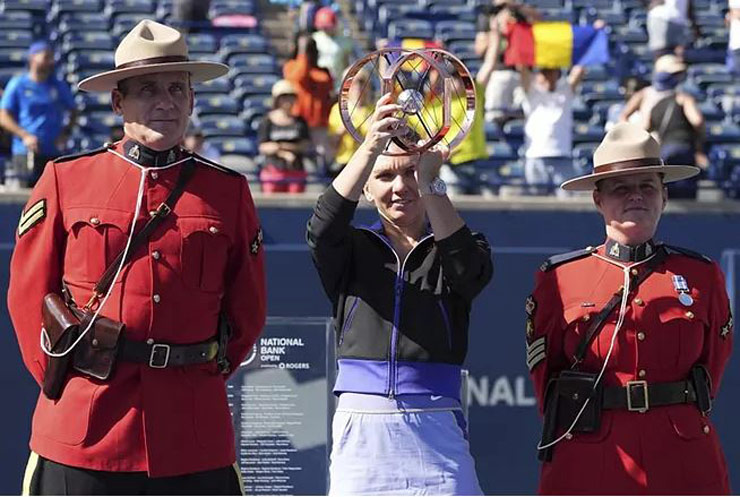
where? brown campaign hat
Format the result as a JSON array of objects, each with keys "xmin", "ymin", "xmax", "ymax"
[
  {"xmin": 560, "ymin": 123, "xmax": 700, "ymax": 191},
  {"xmin": 78, "ymin": 20, "xmax": 228, "ymax": 92}
]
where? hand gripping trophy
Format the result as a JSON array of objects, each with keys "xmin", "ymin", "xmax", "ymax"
[{"xmin": 338, "ymin": 47, "xmax": 477, "ymax": 155}]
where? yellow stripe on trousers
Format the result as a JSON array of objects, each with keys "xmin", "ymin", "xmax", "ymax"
[
  {"xmin": 233, "ymin": 462, "xmax": 246, "ymax": 496},
  {"xmin": 22, "ymin": 452, "xmax": 40, "ymax": 496}
]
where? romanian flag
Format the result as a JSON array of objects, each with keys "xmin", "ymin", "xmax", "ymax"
[
  {"xmin": 504, "ymin": 22, "xmax": 609, "ymax": 68},
  {"xmin": 388, "ymin": 39, "xmax": 442, "ymax": 50}
]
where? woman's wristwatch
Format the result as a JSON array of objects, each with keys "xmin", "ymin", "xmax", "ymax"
[{"xmin": 419, "ymin": 177, "xmax": 447, "ymax": 196}]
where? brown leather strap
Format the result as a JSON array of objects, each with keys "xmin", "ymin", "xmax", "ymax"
[
  {"xmin": 116, "ymin": 55, "xmax": 189, "ymax": 70},
  {"xmin": 594, "ymin": 157, "xmax": 663, "ymax": 174}
]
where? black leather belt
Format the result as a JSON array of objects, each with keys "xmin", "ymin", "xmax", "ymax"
[
  {"xmin": 602, "ymin": 380, "xmax": 697, "ymax": 413},
  {"xmin": 118, "ymin": 337, "xmax": 219, "ymax": 369}
]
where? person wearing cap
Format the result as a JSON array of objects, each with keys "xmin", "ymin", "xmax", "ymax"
[
  {"xmin": 312, "ymin": 6, "xmax": 355, "ymax": 92},
  {"xmin": 0, "ymin": 40, "xmax": 77, "ymax": 188},
  {"xmin": 257, "ymin": 79, "xmax": 311, "ymax": 193},
  {"xmin": 183, "ymin": 122, "xmax": 221, "ymax": 161},
  {"xmin": 8, "ymin": 20, "xmax": 266, "ymax": 494},
  {"xmin": 620, "ymin": 54, "xmax": 707, "ymax": 199},
  {"xmin": 526, "ymin": 123, "xmax": 732, "ymax": 494}
]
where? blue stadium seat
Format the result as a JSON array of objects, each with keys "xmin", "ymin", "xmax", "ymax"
[
  {"xmin": 387, "ymin": 19, "xmax": 434, "ymax": 40},
  {"xmin": 574, "ymin": 123, "xmax": 604, "ymax": 143},
  {"xmin": 694, "ymin": 12, "xmax": 726, "ymax": 28},
  {"xmin": 611, "ymin": 25, "xmax": 647, "ymax": 44},
  {"xmin": 56, "ymin": 13, "xmax": 110, "ymax": 36},
  {"xmin": 688, "ymin": 63, "xmax": 726, "ymax": 78},
  {"xmin": 106, "ymin": 0, "xmax": 155, "ymax": 15},
  {"xmin": 2, "ymin": 0, "xmax": 48, "ymax": 12},
  {"xmin": 0, "ymin": 48, "xmax": 27, "ymax": 67},
  {"xmin": 220, "ymin": 35, "xmax": 270, "ymax": 57},
  {"xmin": 66, "ymin": 51, "xmax": 115, "ymax": 72},
  {"xmin": 242, "ymin": 94, "xmax": 272, "ymax": 112},
  {"xmin": 693, "ymin": 73, "xmax": 733, "ymax": 91},
  {"xmin": 233, "ymin": 73, "xmax": 279, "ymax": 91},
  {"xmin": 684, "ymin": 47, "xmax": 725, "ymax": 64},
  {"xmin": 572, "ymin": 97, "xmax": 592, "ymax": 121},
  {"xmin": 194, "ymin": 78, "xmax": 232, "ymax": 94},
  {"xmin": 210, "ymin": 137, "xmax": 257, "ymax": 156},
  {"xmin": 580, "ymin": 79, "xmax": 620, "ymax": 96},
  {"xmin": 75, "ymin": 92, "xmax": 111, "ymax": 112},
  {"xmin": 581, "ymin": 65, "xmax": 608, "ymax": 82},
  {"xmin": 0, "ymin": 11, "xmax": 33, "ymax": 30},
  {"xmin": 210, "ymin": 0, "xmax": 256, "ymax": 16},
  {"xmin": 486, "ymin": 141, "xmax": 516, "ymax": 161},
  {"xmin": 48, "ymin": 0, "xmax": 102, "ymax": 24},
  {"xmin": 187, "ymin": 33, "xmax": 218, "ymax": 53},
  {"xmin": 707, "ymin": 83, "xmax": 738, "ymax": 101},
  {"xmin": 78, "ymin": 112, "xmax": 122, "ymax": 136},
  {"xmin": 435, "ymin": 20, "xmax": 476, "ymax": 43},
  {"xmin": 429, "ymin": 5, "xmax": 476, "ymax": 22},
  {"xmin": 0, "ymin": 68, "xmax": 22, "ymax": 88},
  {"xmin": 112, "ymin": 14, "xmax": 152, "ymax": 37},
  {"xmin": 502, "ymin": 119, "xmax": 524, "ymax": 141},
  {"xmin": 706, "ymin": 123, "xmax": 740, "ymax": 144},
  {"xmin": 539, "ymin": 8, "xmax": 576, "ymax": 22},
  {"xmin": 528, "ymin": 0, "xmax": 564, "ymax": 8},
  {"xmin": 195, "ymin": 95, "xmax": 240, "ymax": 116},
  {"xmin": 708, "ymin": 144, "xmax": 740, "ymax": 182},
  {"xmin": 698, "ymin": 101, "xmax": 724, "ymax": 122},
  {"xmin": 0, "ymin": 30, "xmax": 34, "ymax": 49},
  {"xmin": 198, "ymin": 116, "xmax": 247, "ymax": 138},
  {"xmin": 62, "ymin": 32, "xmax": 115, "ymax": 53},
  {"xmin": 229, "ymin": 54, "xmax": 277, "ymax": 75}
]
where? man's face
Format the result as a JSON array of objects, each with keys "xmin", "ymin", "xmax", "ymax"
[
  {"xmin": 364, "ymin": 153, "xmax": 424, "ymax": 228},
  {"xmin": 30, "ymin": 49, "xmax": 54, "ymax": 75},
  {"xmin": 112, "ymin": 71, "xmax": 193, "ymax": 151},
  {"xmin": 594, "ymin": 173, "xmax": 667, "ymax": 244},
  {"xmin": 536, "ymin": 69, "xmax": 560, "ymax": 91}
]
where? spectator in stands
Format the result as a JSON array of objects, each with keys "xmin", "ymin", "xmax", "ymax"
[
  {"xmin": 171, "ymin": 0, "xmax": 212, "ymax": 33},
  {"xmin": 258, "ymin": 79, "xmax": 312, "ymax": 193},
  {"xmin": 183, "ymin": 123, "xmax": 221, "ymax": 161},
  {"xmin": 474, "ymin": 1, "xmax": 537, "ymax": 125},
  {"xmin": 312, "ymin": 7, "xmax": 355, "ymax": 92},
  {"xmin": 646, "ymin": 0, "xmax": 699, "ymax": 58},
  {"xmin": 619, "ymin": 55, "xmax": 684, "ymax": 129},
  {"xmin": 644, "ymin": 56, "xmax": 707, "ymax": 199},
  {"xmin": 327, "ymin": 69, "xmax": 372, "ymax": 177},
  {"xmin": 297, "ymin": 0, "xmax": 322, "ymax": 33},
  {"xmin": 605, "ymin": 76, "xmax": 650, "ymax": 132},
  {"xmin": 284, "ymin": 33, "xmax": 333, "ymax": 167},
  {"xmin": 0, "ymin": 41, "xmax": 77, "ymax": 188},
  {"xmin": 728, "ymin": 0, "xmax": 740, "ymax": 75},
  {"xmin": 518, "ymin": 64, "xmax": 585, "ymax": 197}
]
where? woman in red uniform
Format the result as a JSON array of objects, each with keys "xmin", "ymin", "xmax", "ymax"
[{"xmin": 526, "ymin": 123, "xmax": 732, "ymax": 494}]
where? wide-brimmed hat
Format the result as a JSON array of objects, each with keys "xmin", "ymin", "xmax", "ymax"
[
  {"xmin": 560, "ymin": 123, "xmax": 700, "ymax": 191},
  {"xmin": 78, "ymin": 20, "xmax": 228, "ymax": 92},
  {"xmin": 271, "ymin": 79, "xmax": 297, "ymax": 98},
  {"xmin": 654, "ymin": 54, "xmax": 687, "ymax": 74}
]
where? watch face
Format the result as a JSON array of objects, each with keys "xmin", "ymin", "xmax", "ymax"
[{"xmin": 432, "ymin": 177, "xmax": 447, "ymax": 195}]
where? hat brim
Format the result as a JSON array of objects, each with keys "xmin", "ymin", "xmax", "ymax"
[
  {"xmin": 560, "ymin": 164, "xmax": 700, "ymax": 191},
  {"xmin": 78, "ymin": 61, "xmax": 230, "ymax": 92}
]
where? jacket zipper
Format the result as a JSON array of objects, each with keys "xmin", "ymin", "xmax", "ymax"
[
  {"xmin": 437, "ymin": 299, "xmax": 452, "ymax": 349},
  {"xmin": 338, "ymin": 297, "xmax": 359, "ymax": 347},
  {"xmin": 359, "ymin": 228, "xmax": 434, "ymax": 398}
]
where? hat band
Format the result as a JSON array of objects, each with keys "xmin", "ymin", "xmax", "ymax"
[
  {"xmin": 116, "ymin": 55, "xmax": 189, "ymax": 70},
  {"xmin": 594, "ymin": 157, "xmax": 663, "ymax": 174}
]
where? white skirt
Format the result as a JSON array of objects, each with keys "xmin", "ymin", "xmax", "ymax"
[{"xmin": 328, "ymin": 393, "xmax": 483, "ymax": 496}]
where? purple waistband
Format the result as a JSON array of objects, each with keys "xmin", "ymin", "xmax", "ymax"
[{"xmin": 336, "ymin": 392, "xmax": 461, "ymax": 411}]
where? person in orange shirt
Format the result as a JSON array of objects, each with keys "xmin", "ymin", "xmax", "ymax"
[{"xmin": 284, "ymin": 33, "xmax": 334, "ymax": 168}]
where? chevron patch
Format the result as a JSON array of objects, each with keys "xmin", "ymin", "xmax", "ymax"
[
  {"xmin": 526, "ymin": 335, "xmax": 546, "ymax": 371},
  {"xmin": 17, "ymin": 199, "xmax": 46, "ymax": 238},
  {"xmin": 250, "ymin": 226, "xmax": 263, "ymax": 255}
]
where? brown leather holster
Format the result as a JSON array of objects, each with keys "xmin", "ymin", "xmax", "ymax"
[{"xmin": 41, "ymin": 293, "xmax": 124, "ymax": 400}]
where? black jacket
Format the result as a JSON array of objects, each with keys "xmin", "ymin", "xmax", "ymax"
[{"xmin": 306, "ymin": 186, "xmax": 493, "ymax": 399}]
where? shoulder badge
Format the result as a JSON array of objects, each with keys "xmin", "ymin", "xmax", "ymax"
[
  {"xmin": 52, "ymin": 145, "xmax": 109, "ymax": 164},
  {"xmin": 192, "ymin": 152, "xmax": 242, "ymax": 177},
  {"xmin": 539, "ymin": 246, "xmax": 597, "ymax": 272},
  {"xmin": 18, "ymin": 199, "xmax": 46, "ymax": 237},
  {"xmin": 526, "ymin": 335, "xmax": 546, "ymax": 372},
  {"xmin": 250, "ymin": 226, "xmax": 263, "ymax": 255},
  {"xmin": 661, "ymin": 243, "xmax": 712, "ymax": 264},
  {"xmin": 720, "ymin": 311, "xmax": 733, "ymax": 339}
]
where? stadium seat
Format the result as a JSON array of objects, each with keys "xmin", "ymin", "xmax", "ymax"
[
  {"xmin": 684, "ymin": 47, "xmax": 725, "ymax": 64},
  {"xmin": 0, "ymin": 48, "xmax": 27, "ymax": 68},
  {"xmin": 707, "ymin": 144, "xmax": 740, "ymax": 182},
  {"xmin": 75, "ymin": 92, "xmax": 111, "ymax": 112},
  {"xmin": 61, "ymin": 32, "xmax": 115, "ymax": 53},
  {"xmin": 78, "ymin": 112, "xmax": 122, "ymax": 136},
  {"xmin": 56, "ymin": 13, "xmax": 110, "ymax": 36},
  {"xmin": 706, "ymin": 123, "xmax": 740, "ymax": 144},
  {"xmin": 2, "ymin": 0, "xmax": 48, "ymax": 12},
  {"xmin": 187, "ymin": 33, "xmax": 218, "ymax": 53},
  {"xmin": 0, "ymin": 68, "xmax": 22, "ymax": 88},
  {"xmin": 66, "ymin": 51, "xmax": 115, "ymax": 72},
  {"xmin": 233, "ymin": 73, "xmax": 280, "ymax": 92},
  {"xmin": 210, "ymin": 137, "xmax": 258, "ymax": 156},
  {"xmin": 698, "ymin": 101, "xmax": 724, "ymax": 122},
  {"xmin": 112, "ymin": 14, "xmax": 152, "ymax": 37},
  {"xmin": 198, "ymin": 116, "xmax": 248, "ymax": 138},
  {"xmin": 210, "ymin": 0, "xmax": 257, "ymax": 17},
  {"xmin": 0, "ymin": 11, "xmax": 33, "ymax": 30},
  {"xmin": 195, "ymin": 95, "xmax": 240, "ymax": 116},
  {"xmin": 387, "ymin": 19, "xmax": 434, "ymax": 40},
  {"xmin": 220, "ymin": 35, "xmax": 270, "ymax": 58},
  {"xmin": 194, "ymin": 78, "xmax": 232, "ymax": 94},
  {"xmin": 435, "ymin": 20, "xmax": 477, "ymax": 43},
  {"xmin": 574, "ymin": 123, "xmax": 605, "ymax": 143},
  {"xmin": 228, "ymin": 54, "xmax": 277, "ymax": 75},
  {"xmin": 106, "ymin": 0, "xmax": 155, "ymax": 15},
  {"xmin": 0, "ymin": 30, "xmax": 34, "ymax": 49}
]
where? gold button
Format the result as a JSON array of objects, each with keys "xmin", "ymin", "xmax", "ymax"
[
  {"xmin": 152, "ymin": 250, "xmax": 161, "ymax": 260},
  {"xmin": 637, "ymin": 331, "xmax": 646, "ymax": 341},
  {"xmin": 703, "ymin": 425, "xmax": 710, "ymax": 434},
  {"xmin": 153, "ymin": 294, "xmax": 161, "ymax": 303},
  {"xmin": 209, "ymin": 226, "xmax": 219, "ymax": 234},
  {"xmin": 634, "ymin": 298, "xmax": 644, "ymax": 306},
  {"xmin": 631, "ymin": 268, "xmax": 639, "ymax": 276},
  {"xmin": 565, "ymin": 433, "xmax": 573, "ymax": 440},
  {"xmin": 638, "ymin": 369, "xmax": 646, "ymax": 378},
  {"xmin": 90, "ymin": 217, "xmax": 100, "ymax": 226},
  {"xmin": 685, "ymin": 311, "xmax": 694, "ymax": 319},
  {"xmin": 150, "ymin": 171, "xmax": 159, "ymax": 180},
  {"xmin": 582, "ymin": 314, "xmax": 591, "ymax": 322}
]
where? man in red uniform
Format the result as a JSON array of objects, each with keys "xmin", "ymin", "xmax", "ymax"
[
  {"xmin": 8, "ymin": 20, "xmax": 266, "ymax": 494},
  {"xmin": 526, "ymin": 123, "xmax": 732, "ymax": 494}
]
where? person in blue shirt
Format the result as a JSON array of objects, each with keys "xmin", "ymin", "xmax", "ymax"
[{"xmin": 0, "ymin": 41, "xmax": 77, "ymax": 187}]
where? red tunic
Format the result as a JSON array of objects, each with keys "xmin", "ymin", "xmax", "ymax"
[
  {"xmin": 527, "ymin": 243, "xmax": 732, "ymax": 495},
  {"xmin": 7, "ymin": 142, "xmax": 266, "ymax": 477}
]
